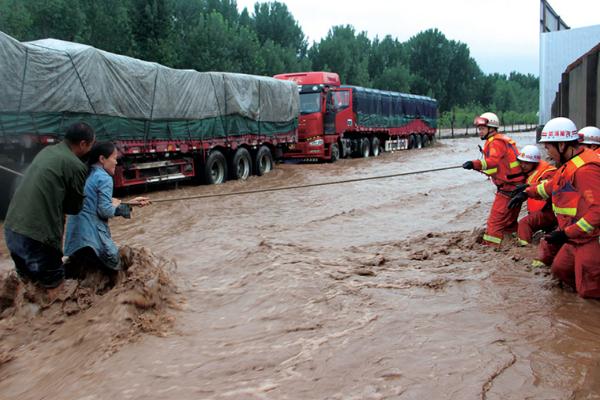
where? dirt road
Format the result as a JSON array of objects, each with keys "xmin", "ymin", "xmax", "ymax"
[{"xmin": 2, "ymin": 133, "xmax": 600, "ymax": 399}]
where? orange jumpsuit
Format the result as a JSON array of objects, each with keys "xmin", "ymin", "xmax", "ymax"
[
  {"xmin": 516, "ymin": 160, "xmax": 557, "ymax": 245},
  {"xmin": 471, "ymin": 133, "xmax": 525, "ymax": 245},
  {"xmin": 526, "ymin": 148, "xmax": 600, "ymax": 298}
]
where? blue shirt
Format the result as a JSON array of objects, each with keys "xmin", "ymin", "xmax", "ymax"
[{"xmin": 64, "ymin": 165, "xmax": 119, "ymax": 269}]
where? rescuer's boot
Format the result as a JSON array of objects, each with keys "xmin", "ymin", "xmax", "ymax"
[{"xmin": 531, "ymin": 259, "xmax": 547, "ymax": 268}]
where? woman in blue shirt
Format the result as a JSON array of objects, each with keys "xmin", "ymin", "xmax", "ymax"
[{"xmin": 64, "ymin": 142, "xmax": 149, "ymax": 271}]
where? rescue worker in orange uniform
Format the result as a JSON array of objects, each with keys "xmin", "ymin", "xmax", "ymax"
[
  {"xmin": 511, "ymin": 117, "xmax": 600, "ymax": 298},
  {"xmin": 508, "ymin": 145, "xmax": 557, "ymax": 246},
  {"xmin": 579, "ymin": 126, "xmax": 600, "ymax": 153},
  {"xmin": 463, "ymin": 112, "xmax": 525, "ymax": 246}
]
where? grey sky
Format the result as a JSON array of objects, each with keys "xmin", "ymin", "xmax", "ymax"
[{"xmin": 236, "ymin": 0, "xmax": 600, "ymax": 76}]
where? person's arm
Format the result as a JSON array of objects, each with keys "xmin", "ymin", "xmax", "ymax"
[
  {"xmin": 96, "ymin": 175, "xmax": 117, "ymax": 220},
  {"xmin": 472, "ymin": 139, "xmax": 506, "ymax": 172},
  {"xmin": 63, "ymin": 166, "xmax": 87, "ymax": 215},
  {"xmin": 525, "ymin": 177, "xmax": 553, "ymax": 200},
  {"xmin": 564, "ymin": 166, "xmax": 600, "ymax": 239},
  {"xmin": 539, "ymin": 168, "xmax": 557, "ymax": 182}
]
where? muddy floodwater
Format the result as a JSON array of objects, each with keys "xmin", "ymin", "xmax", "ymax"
[{"xmin": 2, "ymin": 133, "xmax": 600, "ymax": 400}]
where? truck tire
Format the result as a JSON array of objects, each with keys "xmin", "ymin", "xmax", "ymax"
[
  {"xmin": 204, "ymin": 150, "xmax": 227, "ymax": 184},
  {"xmin": 415, "ymin": 134, "xmax": 423, "ymax": 149},
  {"xmin": 329, "ymin": 143, "xmax": 340, "ymax": 163},
  {"xmin": 339, "ymin": 140, "xmax": 350, "ymax": 159},
  {"xmin": 254, "ymin": 145, "xmax": 273, "ymax": 176},
  {"xmin": 407, "ymin": 134, "xmax": 415, "ymax": 149},
  {"xmin": 360, "ymin": 138, "xmax": 370, "ymax": 158},
  {"xmin": 371, "ymin": 137, "xmax": 381, "ymax": 156},
  {"xmin": 230, "ymin": 147, "xmax": 252, "ymax": 180},
  {"xmin": 421, "ymin": 134, "xmax": 430, "ymax": 148}
]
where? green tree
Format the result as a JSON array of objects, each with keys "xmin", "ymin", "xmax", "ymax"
[
  {"xmin": 0, "ymin": 0, "xmax": 33, "ymax": 40},
  {"xmin": 368, "ymin": 35, "xmax": 406, "ymax": 79},
  {"xmin": 25, "ymin": 0, "xmax": 86, "ymax": 41},
  {"xmin": 130, "ymin": 0, "xmax": 176, "ymax": 65},
  {"xmin": 310, "ymin": 25, "xmax": 371, "ymax": 86},
  {"xmin": 177, "ymin": 11, "xmax": 263, "ymax": 73},
  {"xmin": 79, "ymin": 0, "xmax": 134, "ymax": 55},
  {"xmin": 372, "ymin": 65, "xmax": 412, "ymax": 93},
  {"xmin": 252, "ymin": 1, "xmax": 306, "ymax": 55}
]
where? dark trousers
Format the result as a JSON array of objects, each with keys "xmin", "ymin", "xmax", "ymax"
[{"xmin": 4, "ymin": 227, "xmax": 64, "ymax": 288}]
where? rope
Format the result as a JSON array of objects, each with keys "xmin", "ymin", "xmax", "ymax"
[
  {"xmin": 0, "ymin": 164, "xmax": 24, "ymax": 177},
  {"xmin": 1, "ymin": 161, "xmax": 463, "ymax": 202},
  {"xmin": 144, "ymin": 164, "xmax": 463, "ymax": 204}
]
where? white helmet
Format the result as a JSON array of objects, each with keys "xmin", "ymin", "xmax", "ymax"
[
  {"xmin": 474, "ymin": 112, "xmax": 500, "ymax": 128},
  {"xmin": 539, "ymin": 117, "xmax": 579, "ymax": 142},
  {"xmin": 579, "ymin": 126, "xmax": 600, "ymax": 145},
  {"xmin": 517, "ymin": 145, "xmax": 541, "ymax": 163}
]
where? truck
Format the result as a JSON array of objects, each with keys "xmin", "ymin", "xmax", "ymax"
[
  {"xmin": 273, "ymin": 72, "xmax": 437, "ymax": 161},
  {"xmin": 0, "ymin": 32, "xmax": 298, "ymax": 217}
]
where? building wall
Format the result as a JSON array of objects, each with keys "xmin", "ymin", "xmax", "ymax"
[
  {"xmin": 539, "ymin": 25, "xmax": 600, "ymax": 124},
  {"xmin": 596, "ymin": 55, "xmax": 600, "ymax": 125},
  {"xmin": 551, "ymin": 43, "xmax": 600, "ymax": 129},
  {"xmin": 567, "ymin": 62, "xmax": 587, "ymax": 128}
]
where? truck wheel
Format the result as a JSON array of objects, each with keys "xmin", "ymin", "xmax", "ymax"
[
  {"xmin": 371, "ymin": 137, "xmax": 381, "ymax": 156},
  {"xmin": 330, "ymin": 143, "xmax": 340, "ymax": 163},
  {"xmin": 415, "ymin": 134, "xmax": 423, "ymax": 149},
  {"xmin": 230, "ymin": 147, "xmax": 252, "ymax": 180},
  {"xmin": 360, "ymin": 138, "xmax": 370, "ymax": 158},
  {"xmin": 339, "ymin": 140, "xmax": 349, "ymax": 159},
  {"xmin": 204, "ymin": 150, "xmax": 227, "ymax": 184},
  {"xmin": 407, "ymin": 134, "xmax": 415, "ymax": 149},
  {"xmin": 421, "ymin": 134, "xmax": 430, "ymax": 148},
  {"xmin": 255, "ymin": 145, "xmax": 273, "ymax": 176}
]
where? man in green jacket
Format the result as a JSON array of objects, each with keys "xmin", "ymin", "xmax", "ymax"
[{"xmin": 4, "ymin": 122, "xmax": 95, "ymax": 288}]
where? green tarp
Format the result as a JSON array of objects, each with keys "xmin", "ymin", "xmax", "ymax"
[{"xmin": 0, "ymin": 31, "xmax": 299, "ymax": 141}]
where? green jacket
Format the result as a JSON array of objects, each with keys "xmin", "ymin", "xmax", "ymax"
[{"xmin": 5, "ymin": 142, "xmax": 87, "ymax": 251}]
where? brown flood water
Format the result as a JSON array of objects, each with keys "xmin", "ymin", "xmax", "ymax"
[{"xmin": 1, "ymin": 133, "xmax": 600, "ymax": 399}]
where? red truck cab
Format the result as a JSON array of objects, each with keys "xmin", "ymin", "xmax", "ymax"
[{"xmin": 274, "ymin": 72, "xmax": 353, "ymax": 160}]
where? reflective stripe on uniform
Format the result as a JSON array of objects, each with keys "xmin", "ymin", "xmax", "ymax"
[
  {"xmin": 552, "ymin": 204, "xmax": 577, "ymax": 216},
  {"xmin": 481, "ymin": 159, "xmax": 488, "ymax": 170},
  {"xmin": 517, "ymin": 238, "xmax": 529, "ymax": 246},
  {"xmin": 531, "ymin": 259, "xmax": 546, "ymax": 268},
  {"xmin": 483, "ymin": 234, "xmax": 502, "ymax": 244},
  {"xmin": 576, "ymin": 217, "xmax": 595, "ymax": 233},
  {"xmin": 483, "ymin": 168, "xmax": 498, "ymax": 175},
  {"xmin": 509, "ymin": 160, "xmax": 520, "ymax": 168},
  {"xmin": 572, "ymin": 156, "xmax": 585, "ymax": 168},
  {"xmin": 537, "ymin": 183, "xmax": 549, "ymax": 199}
]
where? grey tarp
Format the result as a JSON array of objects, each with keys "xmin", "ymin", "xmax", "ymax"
[{"xmin": 0, "ymin": 31, "xmax": 298, "ymax": 139}]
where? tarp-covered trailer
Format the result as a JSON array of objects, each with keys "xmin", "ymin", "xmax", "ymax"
[{"xmin": 0, "ymin": 31, "xmax": 299, "ymax": 216}]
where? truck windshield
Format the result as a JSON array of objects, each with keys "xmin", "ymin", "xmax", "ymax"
[{"xmin": 299, "ymin": 93, "xmax": 321, "ymax": 114}]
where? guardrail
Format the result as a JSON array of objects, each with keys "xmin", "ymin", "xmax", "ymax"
[{"xmin": 437, "ymin": 124, "xmax": 538, "ymax": 139}]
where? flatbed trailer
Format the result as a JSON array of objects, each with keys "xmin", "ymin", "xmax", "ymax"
[{"xmin": 0, "ymin": 32, "xmax": 298, "ymax": 217}]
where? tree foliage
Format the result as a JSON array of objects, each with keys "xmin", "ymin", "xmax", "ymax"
[{"xmin": 0, "ymin": 0, "xmax": 538, "ymax": 114}]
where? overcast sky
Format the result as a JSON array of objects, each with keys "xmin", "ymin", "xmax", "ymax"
[{"xmin": 235, "ymin": 0, "xmax": 600, "ymax": 76}]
